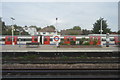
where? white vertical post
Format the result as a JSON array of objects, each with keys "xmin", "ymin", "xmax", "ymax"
[
  {"xmin": 56, "ymin": 18, "xmax": 58, "ymax": 35},
  {"xmin": 11, "ymin": 17, "xmax": 15, "ymax": 45},
  {"xmin": 100, "ymin": 18, "xmax": 103, "ymax": 46},
  {"xmin": 12, "ymin": 23, "xmax": 14, "ymax": 45},
  {"xmin": 100, "ymin": 19, "xmax": 102, "ymax": 35}
]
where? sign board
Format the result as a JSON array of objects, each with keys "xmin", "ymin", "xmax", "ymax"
[{"xmin": 53, "ymin": 35, "xmax": 60, "ymax": 42}]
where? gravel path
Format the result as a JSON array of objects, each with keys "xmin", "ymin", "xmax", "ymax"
[{"xmin": 2, "ymin": 64, "xmax": 119, "ymax": 69}]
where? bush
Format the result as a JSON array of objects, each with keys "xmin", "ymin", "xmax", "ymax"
[{"xmin": 70, "ymin": 41, "xmax": 76, "ymax": 45}]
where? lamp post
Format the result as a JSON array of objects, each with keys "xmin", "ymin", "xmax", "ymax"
[
  {"xmin": 99, "ymin": 18, "xmax": 103, "ymax": 46},
  {"xmin": 100, "ymin": 18, "xmax": 103, "ymax": 35},
  {"xmin": 55, "ymin": 18, "xmax": 58, "ymax": 35},
  {"xmin": 10, "ymin": 17, "xmax": 15, "ymax": 45}
]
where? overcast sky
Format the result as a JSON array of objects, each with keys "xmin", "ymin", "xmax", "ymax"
[{"xmin": 1, "ymin": 2, "xmax": 118, "ymax": 31}]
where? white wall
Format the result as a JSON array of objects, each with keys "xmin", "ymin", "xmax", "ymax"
[{"xmin": 23, "ymin": 27, "xmax": 37, "ymax": 35}]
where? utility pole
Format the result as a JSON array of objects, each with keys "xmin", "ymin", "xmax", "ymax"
[{"xmin": 10, "ymin": 17, "xmax": 15, "ymax": 45}]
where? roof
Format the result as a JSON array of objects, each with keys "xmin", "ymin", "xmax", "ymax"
[
  {"xmin": 38, "ymin": 27, "xmax": 55, "ymax": 32},
  {"xmin": 61, "ymin": 30, "xmax": 82, "ymax": 35}
]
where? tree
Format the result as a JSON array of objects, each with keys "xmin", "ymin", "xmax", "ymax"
[
  {"xmin": 47, "ymin": 25, "xmax": 55, "ymax": 30},
  {"xmin": 29, "ymin": 25, "xmax": 41, "ymax": 31},
  {"xmin": 29, "ymin": 25, "xmax": 37, "ymax": 28},
  {"xmin": 82, "ymin": 29, "xmax": 89, "ymax": 35},
  {"xmin": 73, "ymin": 26, "xmax": 81, "ymax": 30},
  {"xmin": 92, "ymin": 18, "xmax": 111, "ymax": 34},
  {"xmin": 118, "ymin": 30, "xmax": 120, "ymax": 34}
]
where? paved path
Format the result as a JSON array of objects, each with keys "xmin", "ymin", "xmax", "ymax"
[{"xmin": 1, "ymin": 45, "xmax": 119, "ymax": 52}]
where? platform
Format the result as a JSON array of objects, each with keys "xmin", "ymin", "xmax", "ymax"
[{"xmin": 1, "ymin": 45, "xmax": 119, "ymax": 52}]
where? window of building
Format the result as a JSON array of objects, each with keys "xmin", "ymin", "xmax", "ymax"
[{"xmin": 43, "ymin": 32, "xmax": 46, "ymax": 34}]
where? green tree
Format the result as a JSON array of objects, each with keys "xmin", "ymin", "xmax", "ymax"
[
  {"xmin": 47, "ymin": 25, "xmax": 55, "ymax": 30},
  {"xmin": 29, "ymin": 25, "xmax": 41, "ymax": 31},
  {"xmin": 118, "ymin": 30, "xmax": 120, "ymax": 34},
  {"xmin": 37, "ymin": 27, "xmax": 41, "ymax": 31},
  {"xmin": 82, "ymin": 29, "xmax": 89, "ymax": 35},
  {"xmin": 92, "ymin": 18, "xmax": 111, "ymax": 34},
  {"xmin": 29, "ymin": 25, "xmax": 37, "ymax": 28},
  {"xmin": 73, "ymin": 26, "xmax": 81, "ymax": 30}
]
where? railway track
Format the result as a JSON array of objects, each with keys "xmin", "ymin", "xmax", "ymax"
[
  {"xmin": 2, "ymin": 60, "xmax": 119, "ymax": 64},
  {"xmin": 2, "ymin": 69, "xmax": 119, "ymax": 78},
  {"xmin": 2, "ymin": 52, "xmax": 119, "ymax": 57}
]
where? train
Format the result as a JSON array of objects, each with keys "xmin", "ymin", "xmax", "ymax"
[{"xmin": 0, "ymin": 34, "xmax": 119, "ymax": 45}]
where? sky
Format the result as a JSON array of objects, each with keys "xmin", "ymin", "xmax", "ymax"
[{"xmin": 1, "ymin": 2, "xmax": 118, "ymax": 31}]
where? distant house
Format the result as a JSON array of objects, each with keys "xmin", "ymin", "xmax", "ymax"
[
  {"xmin": 61, "ymin": 29, "xmax": 82, "ymax": 35},
  {"xmin": 23, "ymin": 27, "xmax": 37, "ymax": 36},
  {"xmin": 38, "ymin": 27, "xmax": 56, "ymax": 36}
]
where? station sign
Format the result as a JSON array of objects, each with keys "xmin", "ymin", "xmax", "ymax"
[{"xmin": 53, "ymin": 35, "xmax": 60, "ymax": 42}]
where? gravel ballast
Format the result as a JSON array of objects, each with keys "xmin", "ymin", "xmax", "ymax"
[{"xmin": 2, "ymin": 64, "xmax": 119, "ymax": 69}]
